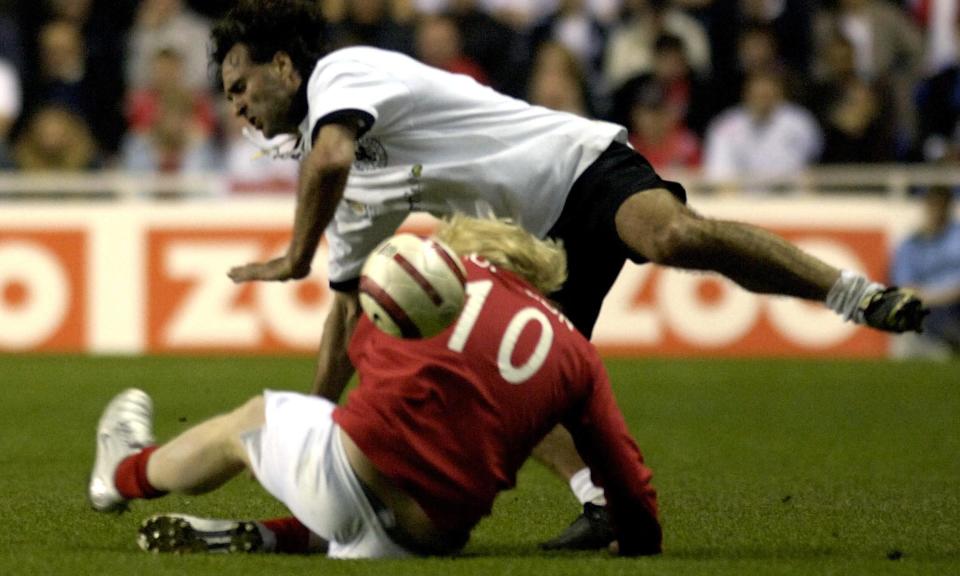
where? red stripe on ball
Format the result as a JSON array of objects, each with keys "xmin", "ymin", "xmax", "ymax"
[{"xmin": 359, "ymin": 276, "xmax": 421, "ymax": 338}]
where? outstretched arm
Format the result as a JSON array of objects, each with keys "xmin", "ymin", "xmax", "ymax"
[
  {"xmin": 615, "ymin": 189, "xmax": 927, "ymax": 332},
  {"xmin": 565, "ymin": 359, "xmax": 661, "ymax": 556},
  {"xmin": 229, "ymin": 122, "xmax": 358, "ymax": 283}
]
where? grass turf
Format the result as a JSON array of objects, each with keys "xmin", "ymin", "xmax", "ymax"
[{"xmin": 0, "ymin": 356, "xmax": 956, "ymax": 575}]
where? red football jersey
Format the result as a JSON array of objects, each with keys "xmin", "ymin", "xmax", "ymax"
[{"xmin": 334, "ymin": 255, "xmax": 660, "ymax": 554}]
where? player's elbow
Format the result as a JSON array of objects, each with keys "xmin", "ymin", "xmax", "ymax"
[
  {"xmin": 309, "ymin": 145, "xmax": 354, "ymax": 178},
  {"xmin": 306, "ymin": 130, "xmax": 355, "ymax": 180}
]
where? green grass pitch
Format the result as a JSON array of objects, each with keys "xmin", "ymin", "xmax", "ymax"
[{"xmin": 0, "ymin": 355, "xmax": 957, "ymax": 575}]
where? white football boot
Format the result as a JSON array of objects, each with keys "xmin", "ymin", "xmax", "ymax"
[
  {"xmin": 138, "ymin": 514, "xmax": 269, "ymax": 554},
  {"xmin": 88, "ymin": 388, "xmax": 155, "ymax": 512}
]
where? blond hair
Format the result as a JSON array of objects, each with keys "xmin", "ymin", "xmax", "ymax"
[{"xmin": 435, "ymin": 214, "xmax": 567, "ymax": 294}]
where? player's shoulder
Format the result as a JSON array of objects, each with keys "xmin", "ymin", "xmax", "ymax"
[
  {"xmin": 321, "ymin": 46, "xmax": 392, "ymax": 63},
  {"xmin": 308, "ymin": 47, "xmax": 418, "ymax": 94},
  {"xmin": 314, "ymin": 47, "xmax": 415, "ymax": 76},
  {"xmin": 463, "ymin": 255, "xmax": 579, "ymax": 334}
]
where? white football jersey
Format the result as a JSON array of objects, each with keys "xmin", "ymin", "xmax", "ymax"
[{"xmin": 297, "ymin": 47, "xmax": 626, "ymax": 284}]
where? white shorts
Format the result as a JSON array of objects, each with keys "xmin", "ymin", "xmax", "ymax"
[{"xmin": 242, "ymin": 390, "xmax": 412, "ymax": 559}]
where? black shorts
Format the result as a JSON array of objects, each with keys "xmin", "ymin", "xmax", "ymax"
[{"xmin": 546, "ymin": 141, "xmax": 687, "ymax": 338}]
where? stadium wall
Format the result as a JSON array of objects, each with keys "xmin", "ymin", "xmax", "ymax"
[{"xmin": 0, "ymin": 197, "xmax": 925, "ymax": 358}]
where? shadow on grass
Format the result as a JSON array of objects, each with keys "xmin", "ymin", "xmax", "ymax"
[{"xmin": 462, "ymin": 543, "xmax": 960, "ymax": 562}]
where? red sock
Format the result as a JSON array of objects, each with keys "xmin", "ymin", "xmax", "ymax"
[
  {"xmin": 114, "ymin": 446, "xmax": 167, "ymax": 500},
  {"xmin": 261, "ymin": 516, "xmax": 312, "ymax": 554}
]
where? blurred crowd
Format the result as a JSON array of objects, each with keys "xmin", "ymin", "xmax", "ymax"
[{"xmin": 2, "ymin": 0, "xmax": 960, "ymax": 186}]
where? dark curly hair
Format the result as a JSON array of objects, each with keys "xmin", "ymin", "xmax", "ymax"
[{"xmin": 210, "ymin": 0, "xmax": 326, "ymax": 80}]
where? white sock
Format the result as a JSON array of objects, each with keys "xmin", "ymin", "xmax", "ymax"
[
  {"xmin": 569, "ymin": 467, "xmax": 606, "ymax": 506},
  {"xmin": 826, "ymin": 269, "xmax": 884, "ymax": 323}
]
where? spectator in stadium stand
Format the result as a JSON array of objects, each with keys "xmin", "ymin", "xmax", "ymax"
[
  {"xmin": 623, "ymin": 82, "xmax": 701, "ymax": 172},
  {"xmin": 891, "ymin": 187, "xmax": 960, "ymax": 357},
  {"xmin": 818, "ymin": 78, "xmax": 895, "ymax": 165},
  {"xmin": 915, "ymin": 22, "xmax": 960, "ymax": 162},
  {"xmin": 319, "ymin": 0, "xmax": 347, "ymax": 21},
  {"xmin": 604, "ymin": 0, "xmax": 711, "ymax": 91},
  {"xmin": 33, "ymin": 20, "xmax": 87, "ymax": 113},
  {"xmin": 445, "ymin": 0, "xmax": 531, "ymax": 98},
  {"xmin": 120, "ymin": 90, "xmax": 219, "ymax": 179},
  {"xmin": 412, "ymin": 0, "xmax": 622, "ymax": 28},
  {"xmin": 322, "ymin": 0, "xmax": 419, "ymax": 25},
  {"xmin": 732, "ymin": 0, "xmax": 813, "ymax": 80},
  {"xmin": 88, "ymin": 216, "xmax": 663, "ymax": 558},
  {"xmin": 610, "ymin": 33, "xmax": 712, "ymax": 137},
  {"xmin": 125, "ymin": 47, "xmax": 216, "ymax": 138},
  {"xmin": 810, "ymin": 34, "xmax": 896, "ymax": 165},
  {"xmin": 527, "ymin": 41, "xmax": 594, "ymax": 117},
  {"xmin": 28, "ymin": 18, "xmax": 129, "ymax": 154},
  {"xmin": 711, "ymin": 23, "xmax": 808, "ymax": 123},
  {"xmin": 327, "ymin": 0, "xmax": 415, "ymax": 55},
  {"xmin": 13, "ymin": 105, "xmax": 99, "ymax": 171},
  {"xmin": 702, "ymin": 71, "xmax": 822, "ymax": 188},
  {"xmin": 126, "ymin": 0, "xmax": 211, "ymax": 94},
  {"xmin": 0, "ymin": 56, "xmax": 21, "ymax": 168},
  {"xmin": 411, "ymin": 0, "xmax": 443, "ymax": 15},
  {"xmin": 210, "ymin": 0, "xmax": 927, "ymax": 552},
  {"xmin": 414, "ymin": 13, "xmax": 488, "ymax": 85},
  {"xmin": 528, "ymin": 0, "xmax": 609, "ymax": 85},
  {"xmin": 908, "ymin": 0, "xmax": 958, "ymax": 75},
  {"xmin": 813, "ymin": 0, "xmax": 923, "ymax": 157},
  {"xmin": 0, "ymin": 8, "xmax": 24, "ymax": 73},
  {"xmin": 15, "ymin": 0, "xmax": 132, "ymax": 154}
]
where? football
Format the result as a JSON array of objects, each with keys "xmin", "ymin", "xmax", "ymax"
[{"xmin": 359, "ymin": 233, "xmax": 467, "ymax": 338}]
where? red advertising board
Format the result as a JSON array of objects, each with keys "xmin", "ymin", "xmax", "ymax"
[
  {"xmin": 144, "ymin": 224, "xmax": 890, "ymax": 357},
  {"xmin": 146, "ymin": 228, "xmax": 332, "ymax": 353},
  {"xmin": 594, "ymin": 227, "xmax": 888, "ymax": 357},
  {"xmin": 0, "ymin": 201, "xmax": 903, "ymax": 357},
  {"xmin": 0, "ymin": 230, "xmax": 87, "ymax": 352}
]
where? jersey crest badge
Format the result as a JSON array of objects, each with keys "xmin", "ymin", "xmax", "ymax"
[{"xmin": 354, "ymin": 136, "xmax": 388, "ymax": 171}]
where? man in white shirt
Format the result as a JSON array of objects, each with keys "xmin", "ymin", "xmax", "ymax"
[
  {"xmin": 210, "ymin": 0, "xmax": 927, "ymax": 551},
  {"xmin": 704, "ymin": 71, "xmax": 822, "ymax": 184}
]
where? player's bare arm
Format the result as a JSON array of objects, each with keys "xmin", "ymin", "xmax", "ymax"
[
  {"xmin": 229, "ymin": 122, "xmax": 357, "ymax": 283},
  {"xmin": 311, "ymin": 289, "xmax": 361, "ymax": 399}
]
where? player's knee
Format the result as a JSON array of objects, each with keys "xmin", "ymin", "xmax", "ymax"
[
  {"xmin": 616, "ymin": 189, "xmax": 704, "ymax": 264},
  {"xmin": 239, "ymin": 394, "xmax": 265, "ymax": 416},
  {"xmin": 224, "ymin": 395, "xmax": 265, "ymax": 462},
  {"xmin": 229, "ymin": 395, "xmax": 265, "ymax": 431},
  {"xmin": 641, "ymin": 216, "xmax": 692, "ymax": 264}
]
